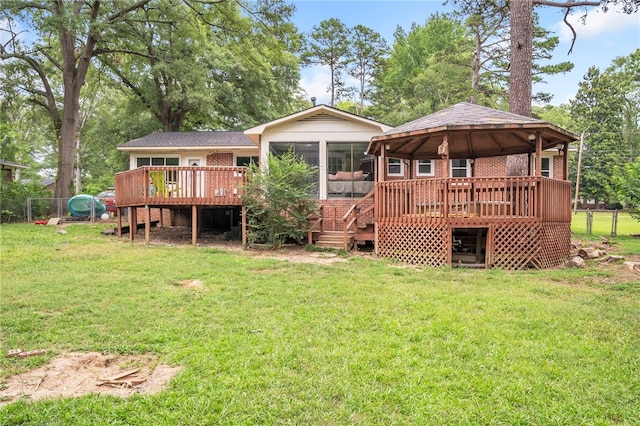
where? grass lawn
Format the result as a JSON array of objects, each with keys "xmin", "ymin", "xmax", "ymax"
[
  {"xmin": 571, "ymin": 211, "xmax": 640, "ymax": 257},
  {"xmin": 1, "ymin": 223, "xmax": 639, "ymax": 425}
]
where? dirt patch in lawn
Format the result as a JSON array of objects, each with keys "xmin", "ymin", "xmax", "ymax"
[
  {"xmin": 137, "ymin": 226, "xmax": 354, "ymax": 265},
  {"xmin": 0, "ymin": 352, "xmax": 181, "ymax": 406}
]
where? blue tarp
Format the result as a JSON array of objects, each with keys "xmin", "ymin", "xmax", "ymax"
[{"xmin": 67, "ymin": 194, "xmax": 106, "ymax": 217}]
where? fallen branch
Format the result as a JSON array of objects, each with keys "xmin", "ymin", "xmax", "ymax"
[{"xmin": 6, "ymin": 349, "xmax": 46, "ymax": 358}]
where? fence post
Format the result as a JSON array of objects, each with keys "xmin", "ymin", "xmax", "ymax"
[
  {"xmin": 27, "ymin": 198, "xmax": 32, "ymax": 222},
  {"xmin": 611, "ymin": 210, "xmax": 618, "ymax": 237},
  {"xmin": 586, "ymin": 209, "xmax": 593, "ymax": 235}
]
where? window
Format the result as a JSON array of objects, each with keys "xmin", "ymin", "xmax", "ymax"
[
  {"xmin": 327, "ymin": 142, "xmax": 373, "ymax": 198},
  {"xmin": 136, "ymin": 157, "xmax": 179, "ymax": 182},
  {"xmin": 450, "ymin": 159, "xmax": 471, "ymax": 177},
  {"xmin": 136, "ymin": 157, "xmax": 179, "ymax": 167},
  {"xmin": 387, "ymin": 158, "xmax": 403, "ymax": 176},
  {"xmin": 271, "ymin": 142, "xmax": 319, "ymax": 196},
  {"xmin": 416, "ymin": 159, "xmax": 434, "ymax": 176},
  {"xmin": 541, "ymin": 157, "xmax": 552, "ymax": 177},
  {"xmin": 236, "ymin": 156, "xmax": 259, "ymax": 167},
  {"xmin": 532, "ymin": 156, "xmax": 553, "ymax": 177}
]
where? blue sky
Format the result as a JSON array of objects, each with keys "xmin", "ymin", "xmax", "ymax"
[{"xmin": 292, "ymin": 0, "xmax": 640, "ymax": 107}]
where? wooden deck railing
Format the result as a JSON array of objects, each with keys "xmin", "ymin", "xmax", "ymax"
[
  {"xmin": 374, "ymin": 177, "xmax": 570, "ymax": 223},
  {"xmin": 115, "ymin": 166, "xmax": 247, "ymax": 207},
  {"xmin": 342, "ymin": 190, "xmax": 375, "ymax": 249}
]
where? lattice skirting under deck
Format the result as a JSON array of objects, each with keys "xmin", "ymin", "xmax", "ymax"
[
  {"xmin": 492, "ymin": 223, "xmax": 542, "ymax": 270},
  {"xmin": 533, "ymin": 222, "xmax": 571, "ymax": 269},
  {"xmin": 378, "ymin": 222, "xmax": 570, "ymax": 270},
  {"xmin": 378, "ymin": 223, "xmax": 449, "ymax": 267}
]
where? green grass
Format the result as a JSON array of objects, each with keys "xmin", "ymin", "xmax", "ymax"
[
  {"xmin": 571, "ymin": 211, "xmax": 640, "ymax": 257},
  {"xmin": 1, "ymin": 223, "xmax": 639, "ymax": 425},
  {"xmin": 571, "ymin": 211, "xmax": 640, "ymax": 237}
]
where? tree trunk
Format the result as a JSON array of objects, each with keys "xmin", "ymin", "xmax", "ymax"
[
  {"xmin": 471, "ymin": 30, "xmax": 481, "ymax": 105},
  {"xmin": 507, "ymin": 0, "xmax": 534, "ymax": 176}
]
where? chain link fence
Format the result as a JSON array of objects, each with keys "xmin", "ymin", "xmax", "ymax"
[{"xmin": 26, "ymin": 198, "xmax": 101, "ymax": 222}]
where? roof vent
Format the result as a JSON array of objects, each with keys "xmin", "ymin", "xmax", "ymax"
[{"xmin": 311, "ymin": 97, "xmax": 317, "ymax": 107}]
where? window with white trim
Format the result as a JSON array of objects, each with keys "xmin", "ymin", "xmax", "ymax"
[
  {"xmin": 136, "ymin": 157, "xmax": 179, "ymax": 167},
  {"xmin": 540, "ymin": 157, "xmax": 553, "ymax": 177},
  {"xmin": 536, "ymin": 157, "xmax": 552, "ymax": 177},
  {"xmin": 387, "ymin": 158, "xmax": 403, "ymax": 176},
  {"xmin": 235, "ymin": 156, "xmax": 259, "ymax": 167},
  {"xmin": 450, "ymin": 159, "xmax": 471, "ymax": 177},
  {"xmin": 416, "ymin": 159, "xmax": 434, "ymax": 176}
]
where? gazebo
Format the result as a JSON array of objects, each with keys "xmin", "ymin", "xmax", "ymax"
[{"xmin": 360, "ymin": 102, "xmax": 579, "ymax": 269}]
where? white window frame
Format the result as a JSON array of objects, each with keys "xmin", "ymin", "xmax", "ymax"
[
  {"xmin": 533, "ymin": 155, "xmax": 553, "ymax": 178},
  {"xmin": 450, "ymin": 159, "xmax": 471, "ymax": 178},
  {"xmin": 234, "ymin": 154, "xmax": 260, "ymax": 167},
  {"xmin": 416, "ymin": 159, "xmax": 435, "ymax": 177},
  {"xmin": 135, "ymin": 156, "xmax": 180, "ymax": 168},
  {"xmin": 387, "ymin": 158, "xmax": 404, "ymax": 176}
]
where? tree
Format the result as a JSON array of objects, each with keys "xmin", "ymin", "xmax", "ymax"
[
  {"xmin": 614, "ymin": 158, "xmax": 640, "ymax": 220},
  {"xmin": 242, "ymin": 151, "xmax": 318, "ymax": 248},
  {"xmin": 348, "ymin": 25, "xmax": 388, "ymax": 114},
  {"xmin": 0, "ymin": 0, "xmax": 153, "ymax": 200},
  {"xmin": 301, "ymin": 18, "xmax": 352, "ymax": 107},
  {"xmin": 370, "ymin": 14, "xmax": 473, "ymax": 125},
  {"xmin": 98, "ymin": 0, "xmax": 302, "ymax": 131},
  {"xmin": 450, "ymin": 0, "xmax": 574, "ymax": 108},
  {"xmin": 570, "ymin": 66, "xmax": 626, "ymax": 207},
  {"xmin": 608, "ymin": 49, "xmax": 640, "ymax": 161}
]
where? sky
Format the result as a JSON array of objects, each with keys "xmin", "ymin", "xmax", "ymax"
[{"xmin": 291, "ymin": 0, "xmax": 640, "ymax": 107}]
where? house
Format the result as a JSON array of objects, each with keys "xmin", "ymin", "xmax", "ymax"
[
  {"xmin": 114, "ymin": 103, "xmax": 578, "ymax": 269},
  {"xmin": 1, "ymin": 160, "xmax": 28, "ymax": 182},
  {"xmin": 115, "ymin": 105, "xmax": 391, "ymax": 244}
]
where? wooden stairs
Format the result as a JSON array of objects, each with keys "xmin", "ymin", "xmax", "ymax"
[{"xmin": 314, "ymin": 231, "xmax": 354, "ymax": 250}]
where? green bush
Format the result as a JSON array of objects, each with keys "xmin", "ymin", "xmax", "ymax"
[
  {"xmin": 614, "ymin": 158, "xmax": 640, "ymax": 221},
  {"xmin": 0, "ymin": 180, "xmax": 53, "ymax": 223},
  {"xmin": 242, "ymin": 152, "xmax": 318, "ymax": 248}
]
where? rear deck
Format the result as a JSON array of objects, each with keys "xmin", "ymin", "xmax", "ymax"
[{"xmin": 115, "ymin": 167, "xmax": 571, "ymax": 269}]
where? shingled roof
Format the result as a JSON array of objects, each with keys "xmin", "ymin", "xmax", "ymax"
[
  {"xmin": 118, "ymin": 131, "xmax": 255, "ymax": 150},
  {"xmin": 368, "ymin": 102, "xmax": 578, "ymax": 160}
]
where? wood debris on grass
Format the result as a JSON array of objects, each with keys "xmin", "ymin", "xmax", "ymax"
[{"xmin": 6, "ymin": 349, "xmax": 46, "ymax": 358}]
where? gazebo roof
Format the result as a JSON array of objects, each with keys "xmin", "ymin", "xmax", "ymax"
[{"xmin": 367, "ymin": 102, "xmax": 579, "ymax": 160}]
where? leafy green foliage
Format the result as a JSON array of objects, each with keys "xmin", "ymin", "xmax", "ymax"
[
  {"xmin": 570, "ymin": 51, "xmax": 639, "ymax": 206},
  {"xmin": 0, "ymin": 180, "xmax": 52, "ymax": 222},
  {"xmin": 301, "ymin": 18, "xmax": 352, "ymax": 106},
  {"xmin": 614, "ymin": 158, "xmax": 640, "ymax": 220},
  {"xmin": 242, "ymin": 152, "xmax": 318, "ymax": 248},
  {"xmin": 370, "ymin": 14, "xmax": 474, "ymax": 125}
]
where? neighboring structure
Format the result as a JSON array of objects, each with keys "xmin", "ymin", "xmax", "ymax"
[
  {"xmin": 1, "ymin": 160, "xmax": 28, "ymax": 182},
  {"xmin": 115, "ymin": 103, "xmax": 578, "ymax": 269}
]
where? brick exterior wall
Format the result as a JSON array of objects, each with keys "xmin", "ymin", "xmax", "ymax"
[
  {"xmin": 317, "ymin": 198, "xmax": 374, "ymax": 231},
  {"xmin": 206, "ymin": 153, "xmax": 234, "ymax": 166}
]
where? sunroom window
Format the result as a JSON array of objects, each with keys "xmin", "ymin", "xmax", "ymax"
[{"xmin": 327, "ymin": 142, "xmax": 373, "ymax": 198}]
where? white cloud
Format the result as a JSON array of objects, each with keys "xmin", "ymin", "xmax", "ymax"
[{"xmin": 554, "ymin": 4, "xmax": 640, "ymax": 42}]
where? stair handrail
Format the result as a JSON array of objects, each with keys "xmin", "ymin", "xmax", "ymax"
[
  {"xmin": 342, "ymin": 190, "xmax": 375, "ymax": 251},
  {"xmin": 307, "ymin": 205, "xmax": 323, "ymax": 245}
]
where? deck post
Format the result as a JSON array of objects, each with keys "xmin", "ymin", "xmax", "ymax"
[
  {"xmin": 241, "ymin": 205, "xmax": 247, "ymax": 249},
  {"xmin": 116, "ymin": 207, "xmax": 122, "ymax": 237},
  {"xmin": 129, "ymin": 207, "xmax": 136, "ymax": 242},
  {"xmin": 159, "ymin": 208, "xmax": 164, "ymax": 228},
  {"xmin": 562, "ymin": 142, "xmax": 568, "ymax": 181},
  {"xmin": 191, "ymin": 205, "xmax": 197, "ymax": 246},
  {"xmin": 144, "ymin": 205, "xmax": 150, "ymax": 245}
]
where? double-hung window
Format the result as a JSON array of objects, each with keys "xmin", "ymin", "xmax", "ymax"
[
  {"xmin": 416, "ymin": 159, "xmax": 434, "ymax": 177},
  {"xmin": 387, "ymin": 158, "xmax": 404, "ymax": 176},
  {"xmin": 450, "ymin": 159, "xmax": 471, "ymax": 178}
]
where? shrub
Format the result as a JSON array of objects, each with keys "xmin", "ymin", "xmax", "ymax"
[
  {"xmin": 0, "ymin": 181, "xmax": 53, "ymax": 223},
  {"xmin": 242, "ymin": 152, "xmax": 318, "ymax": 248}
]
